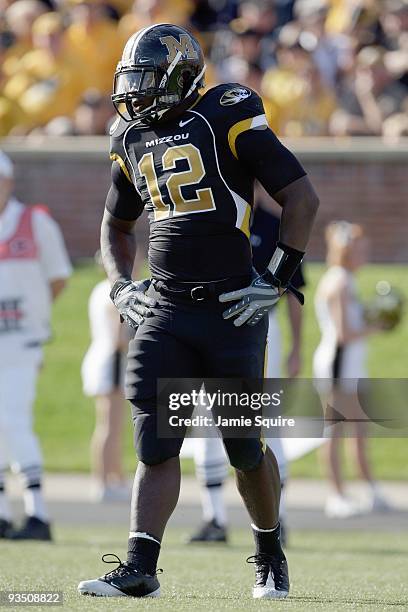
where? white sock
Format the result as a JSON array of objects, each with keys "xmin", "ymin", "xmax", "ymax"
[
  {"xmin": 23, "ymin": 487, "xmax": 48, "ymax": 522},
  {"xmin": 202, "ymin": 484, "xmax": 227, "ymax": 526},
  {"xmin": 128, "ymin": 531, "xmax": 161, "ymax": 545},
  {"xmin": 251, "ymin": 523, "xmax": 279, "ymax": 532},
  {"xmin": 0, "ymin": 490, "xmax": 12, "ymax": 521}
]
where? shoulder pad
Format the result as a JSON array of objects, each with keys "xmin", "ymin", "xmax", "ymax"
[
  {"xmin": 206, "ymin": 83, "xmax": 258, "ymax": 107},
  {"xmin": 193, "ymin": 84, "xmax": 268, "ymax": 159},
  {"xmin": 109, "ymin": 115, "xmax": 133, "ymax": 183},
  {"xmin": 201, "ymin": 83, "xmax": 265, "ymax": 119},
  {"xmin": 219, "ymin": 84, "xmax": 264, "ymax": 114},
  {"xmin": 199, "ymin": 85, "xmax": 268, "ymax": 159}
]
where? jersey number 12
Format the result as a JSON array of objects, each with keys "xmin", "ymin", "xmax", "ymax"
[{"xmin": 138, "ymin": 144, "xmax": 216, "ymax": 220}]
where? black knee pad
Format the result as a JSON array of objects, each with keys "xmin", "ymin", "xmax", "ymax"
[
  {"xmin": 223, "ymin": 438, "xmax": 264, "ymax": 472},
  {"xmin": 131, "ymin": 401, "xmax": 184, "ymax": 466}
]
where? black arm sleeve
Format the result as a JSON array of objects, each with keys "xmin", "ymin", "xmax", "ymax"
[
  {"xmin": 236, "ymin": 128, "xmax": 307, "ymax": 197},
  {"xmin": 105, "ymin": 162, "xmax": 145, "ymax": 221}
]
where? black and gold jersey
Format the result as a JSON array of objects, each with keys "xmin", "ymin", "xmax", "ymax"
[{"xmin": 108, "ymin": 83, "xmax": 306, "ymax": 282}]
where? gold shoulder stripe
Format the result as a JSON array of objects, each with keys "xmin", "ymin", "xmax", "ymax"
[
  {"xmin": 228, "ymin": 114, "xmax": 268, "ymax": 159},
  {"xmin": 110, "ymin": 153, "xmax": 132, "ymax": 183},
  {"xmin": 228, "ymin": 117, "xmax": 252, "ymax": 160}
]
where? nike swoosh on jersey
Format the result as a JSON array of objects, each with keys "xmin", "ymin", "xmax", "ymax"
[{"xmin": 179, "ymin": 117, "xmax": 195, "ymax": 128}]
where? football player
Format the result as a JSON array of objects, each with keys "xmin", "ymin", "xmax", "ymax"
[{"xmin": 78, "ymin": 23, "xmax": 319, "ymax": 600}]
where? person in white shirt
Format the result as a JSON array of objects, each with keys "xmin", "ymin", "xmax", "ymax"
[
  {"xmin": 313, "ymin": 221, "xmax": 389, "ymax": 518},
  {"xmin": 0, "ymin": 150, "xmax": 72, "ymax": 540}
]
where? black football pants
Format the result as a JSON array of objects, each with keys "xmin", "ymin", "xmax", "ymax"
[{"xmin": 127, "ymin": 281, "xmax": 268, "ymax": 471}]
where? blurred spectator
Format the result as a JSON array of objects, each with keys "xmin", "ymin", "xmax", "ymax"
[
  {"xmin": 217, "ymin": 28, "xmax": 264, "ymax": 85},
  {"xmin": 294, "ymin": 0, "xmax": 352, "ymax": 87},
  {"xmin": 119, "ymin": 0, "xmax": 192, "ymax": 42},
  {"xmin": 39, "ymin": 89, "xmax": 115, "ymax": 135},
  {"xmin": 331, "ymin": 45, "xmax": 407, "ymax": 136},
  {"xmin": 261, "ymin": 24, "xmax": 336, "ymax": 136},
  {"xmin": 3, "ymin": 12, "xmax": 85, "ymax": 133},
  {"xmin": 382, "ymin": 106, "xmax": 408, "ymax": 141},
  {"xmin": 81, "ymin": 266, "xmax": 131, "ymax": 503},
  {"xmin": 313, "ymin": 221, "xmax": 390, "ymax": 518},
  {"xmin": 275, "ymin": 0, "xmax": 295, "ymax": 28},
  {"xmin": 74, "ymin": 89, "xmax": 115, "ymax": 134},
  {"xmin": 228, "ymin": 1, "xmax": 277, "ymax": 69},
  {"xmin": 0, "ymin": 40, "xmax": 18, "ymax": 136},
  {"xmin": 64, "ymin": 0, "xmax": 122, "ymax": 94},
  {"xmin": 235, "ymin": 0, "xmax": 277, "ymax": 34},
  {"xmin": 190, "ymin": 0, "xmax": 237, "ymax": 32},
  {"xmin": 2, "ymin": 0, "xmax": 47, "ymax": 78},
  {"xmin": 380, "ymin": 0, "xmax": 408, "ymax": 50}
]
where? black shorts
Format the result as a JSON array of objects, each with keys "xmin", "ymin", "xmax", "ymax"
[{"xmin": 127, "ymin": 279, "xmax": 268, "ymax": 468}]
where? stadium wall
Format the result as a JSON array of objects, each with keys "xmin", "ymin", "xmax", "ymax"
[{"xmin": 2, "ymin": 137, "xmax": 408, "ymax": 262}]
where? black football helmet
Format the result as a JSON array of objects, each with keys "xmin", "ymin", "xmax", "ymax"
[{"xmin": 112, "ymin": 23, "xmax": 205, "ymax": 125}]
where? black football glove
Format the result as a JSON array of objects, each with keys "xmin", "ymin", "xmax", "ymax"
[
  {"xmin": 219, "ymin": 271, "xmax": 304, "ymax": 327},
  {"xmin": 110, "ymin": 278, "xmax": 156, "ymax": 330}
]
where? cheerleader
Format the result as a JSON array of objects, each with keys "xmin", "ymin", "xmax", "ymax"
[{"xmin": 314, "ymin": 222, "xmax": 389, "ymax": 517}]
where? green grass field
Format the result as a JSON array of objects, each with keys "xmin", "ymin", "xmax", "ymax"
[
  {"xmin": 1, "ymin": 527, "xmax": 408, "ymax": 610},
  {"xmin": 35, "ymin": 263, "xmax": 407, "ymax": 477}
]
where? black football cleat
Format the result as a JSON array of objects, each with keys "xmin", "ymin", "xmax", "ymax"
[
  {"xmin": 78, "ymin": 554, "xmax": 161, "ymax": 598},
  {"xmin": 8, "ymin": 516, "xmax": 52, "ymax": 541},
  {"xmin": 0, "ymin": 518, "xmax": 12, "ymax": 538},
  {"xmin": 187, "ymin": 519, "xmax": 228, "ymax": 543},
  {"xmin": 247, "ymin": 551, "xmax": 290, "ymax": 599}
]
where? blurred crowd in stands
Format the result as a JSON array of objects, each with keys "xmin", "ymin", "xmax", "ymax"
[{"xmin": 0, "ymin": 0, "xmax": 407, "ymax": 138}]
